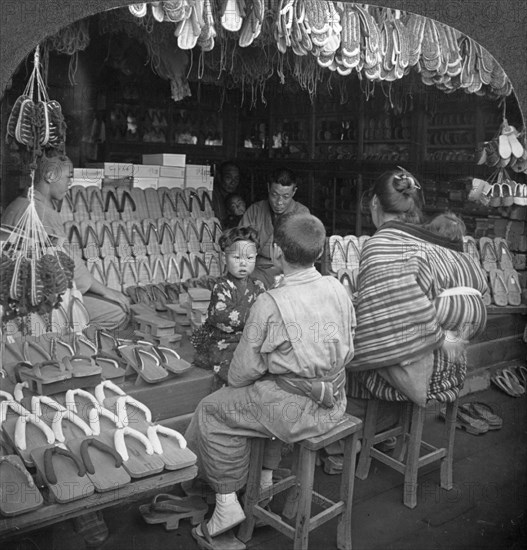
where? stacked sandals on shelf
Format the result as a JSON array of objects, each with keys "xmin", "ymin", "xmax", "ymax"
[
  {"xmin": 0, "ymin": 381, "xmax": 196, "ymax": 514},
  {"xmin": 464, "ymin": 236, "xmax": 523, "ymax": 307},
  {"xmin": 326, "ymin": 234, "xmax": 370, "ymax": 301},
  {"xmin": 59, "ymin": 185, "xmax": 223, "ymax": 297}
]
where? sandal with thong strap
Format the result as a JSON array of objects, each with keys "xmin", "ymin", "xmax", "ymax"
[{"xmin": 139, "ymin": 493, "xmax": 208, "ymax": 531}]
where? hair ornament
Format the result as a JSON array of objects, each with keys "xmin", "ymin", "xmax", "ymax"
[{"xmin": 394, "ymin": 166, "xmax": 421, "ymax": 190}]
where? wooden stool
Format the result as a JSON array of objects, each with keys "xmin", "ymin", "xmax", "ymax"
[
  {"xmin": 237, "ymin": 413, "xmax": 362, "ymax": 550},
  {"xmin": 355, "ymin": 399, "xmax": 459, "ymax": 509}
]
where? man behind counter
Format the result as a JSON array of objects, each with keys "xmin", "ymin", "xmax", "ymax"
[{"xmin": 239, "ymin": 168, "xmax": 309, "ymax": 287}]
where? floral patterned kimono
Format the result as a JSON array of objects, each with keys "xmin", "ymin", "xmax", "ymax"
[{"xmin": 190, "ymin": 273, "xmax": 266, "ymax": 390}]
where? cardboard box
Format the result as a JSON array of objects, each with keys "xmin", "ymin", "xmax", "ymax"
[
  {"xmin": 158, "ymin": 176, "xmax": 185, "ymax": 189},
  {"xmin": 160, "ymin": 165, "xmax": 185, "ymax": 178},
  {"xmin": 93, "ymin": 162, "xmax": 135, "ymax": 179},
  {"xmin": 132, "ymin": 177, "xmax": 158, "ymax": 190},
  {"xmin": 132, "ymin": 164, "xmax": 161, "ymax": 178},
  {"xmin": 185, "ymin": 164, "xmax": 211, "ymax": 178},
  {"xmin": 73, "ymin": 168, "xmax": 104, "ymax": 180},
  {"xmin": 142, "ymin": 153, "xmax": 186, "ymax": 167}
]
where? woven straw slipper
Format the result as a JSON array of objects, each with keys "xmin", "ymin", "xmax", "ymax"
[
  {"xmin": 439, "ymin": 405, "xmax": 489, "ymax": 435},
  {"xmin": 491, "ymin": 369, "xmax": 524, "ymax": 397},
  {"xmin": 459, "ymin": 402, "xmax": 503, "ymax": 430}
]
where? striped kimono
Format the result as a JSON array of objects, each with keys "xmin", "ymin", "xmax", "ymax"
[{"xmin": 348, "ymin": 220, "xmax": 488, "ymax": 403}]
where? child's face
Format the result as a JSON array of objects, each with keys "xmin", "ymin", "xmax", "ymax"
[
  {"xmin": 228, "ymin": 196, "xmax": 246, "ymax": 216},
  {"xmin": 225, "ymin": 240, "xmax": 257, "ymax": 279}
]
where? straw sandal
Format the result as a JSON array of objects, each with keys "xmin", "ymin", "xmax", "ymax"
[
  {"xmin": 440, "ymin": 405, "xmax": 489, "ymax": 435},
  {"xmin": 503, "ymin": 269, "xmax": 522, "ymax": 306},
  {"xmin": 492, "ymin": 368, "xmax": 525, "ymax": 397},
  {"xmin": 494, "ymin": 238, "xmax": 514, "ymax": 270},
  {"xmin": 459, "ymin": 402, "xmax": 503, "ymax": 430},
  {"xmin": 479, "ymin": 237, "xmax": 498, "ymax": 272},
  {"xmin": 489, "ymin": 269, "xmax": 508, "ymax": 306}
]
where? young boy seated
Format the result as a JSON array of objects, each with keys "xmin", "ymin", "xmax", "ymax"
[{"xmin": 185, "ymin": 213, "xmax": 356, "ymax": 545}]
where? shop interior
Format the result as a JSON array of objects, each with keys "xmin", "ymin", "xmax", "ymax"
[{"xmin": 0, "ymin": 2, "xmax": 526, "ymax": 549}]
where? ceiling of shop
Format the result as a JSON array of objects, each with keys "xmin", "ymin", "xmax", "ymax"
[{"xmin": 1, "ymin": 0, "xmax": 525, "ymax": 123}]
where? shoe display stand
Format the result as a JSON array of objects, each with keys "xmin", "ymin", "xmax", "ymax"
[{"xmin": 0, "ymin": 464, "xmax": 197, "ymax": 541}]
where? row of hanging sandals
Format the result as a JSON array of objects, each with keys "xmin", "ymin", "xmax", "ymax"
[{"xmin": 127, "ymin": 1, "xmax": 510, "ymax": 97}]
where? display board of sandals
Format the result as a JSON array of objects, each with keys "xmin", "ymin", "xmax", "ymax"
[
  {"xmin": 0, "ymin": 379, "xmax": 196, "ymax": 517},
  {"xmin": 326, "ymin": 232, "xmax": 523, "ymax": 307},
  {"xmin": 56, "ymin": 184, "xmax": 224, "ymax": 292}
]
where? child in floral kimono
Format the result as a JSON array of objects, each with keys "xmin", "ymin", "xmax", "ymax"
[{"xmin": 190, "ymin": 226, "xmax": 266, "ymax": 391}]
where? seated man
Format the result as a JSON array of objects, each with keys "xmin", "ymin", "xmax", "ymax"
[
  {"xmin": 239, "ymin": 168, "xmax": 309, "ymax": 287},
  {"xmin": 185, "ymin": 213, "xmax": 356, "ymax": 544},
  {"xmin": 2, "ymin": 149, "xmax": 130, "ymax": 332}
]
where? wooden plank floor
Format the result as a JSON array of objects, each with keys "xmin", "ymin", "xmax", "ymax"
[{"xmin": 4, "ymin": 386, "xmax": 526, "ymax": 550}]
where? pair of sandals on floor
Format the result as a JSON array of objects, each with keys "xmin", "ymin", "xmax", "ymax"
[
  {"xmin": 491, "ymin": 366, "xmax": 527, "ymax": 398},
  {"xmin": 440, "ymin": 400, "xmax": 504, "ymax": 435}
]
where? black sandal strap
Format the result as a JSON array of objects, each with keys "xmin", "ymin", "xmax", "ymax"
[
  {"xmin": 43, "ymin": 446, "xmax": 86, "ymax": 485},
  {"xmin": 80, "ymin": 437, "xmax": 123, "ymax": 474}
]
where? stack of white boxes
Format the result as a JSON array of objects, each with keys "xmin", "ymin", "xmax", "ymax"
[
  {"xmin": 88, "ymin": 162, "xmax": 134, "ymax": 187},
  {"xmin": 72, "ymin": 168, "xmax": 104, "ymax": 188},
  {"xmin": 131, "ymin": 163, "xmax": 160, "ymax": 189},
  {"xmin": 185, "ymin": 164, "xmax": 214, "ymax": 191},
  {"xmin": 142, "ymin": 154, "xmax": 186, "ymax": 189}
]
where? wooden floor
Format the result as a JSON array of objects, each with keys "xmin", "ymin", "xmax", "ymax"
[{"xmin": 4, "ymin": 385, "xmax": 526, "ymax": 550}]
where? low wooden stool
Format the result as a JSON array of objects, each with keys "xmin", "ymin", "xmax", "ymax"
[
  {"xmin": 238, "ymin": 413, "xmax": 362, "ymax": 550},
  {"xmin": 355, "ymin": 399, "xmax": 459, "ymax": 509}
]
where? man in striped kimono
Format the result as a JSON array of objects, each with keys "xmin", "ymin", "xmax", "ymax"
[{"xmin": 186, "ymin": 213, "xmax": 356, "ymax": 547}]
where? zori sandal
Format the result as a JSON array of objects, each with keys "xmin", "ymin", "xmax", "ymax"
[
  {"xmin": 439, "ymin": 405, "xmax": 489, "ymax": 435},
  {"xmin": 191, "ymin": 519, "xmax": 246, "ymax": 550},
  {"xmin": 147, "ymin": 425, "xmax": 197, "ymax": 470},
  {"xmin": 479, "ymin": 237, "xmax": 498, "ymax": 272},
  {"xmin": 118, "ymin": 345, "xmax": 169, "ymax": 384},
  {"xmin": 513, "ymin": 365, "xmax": 527, "ymax": 389},
  {"xmin": 459, "ymin": 402, "xmax": 503, "ymax": 430},
  {"xmin": 136, "ymin": 342, "xmax": 192, "ymax": 375},
  {"xmin": 30, "ymin": 444, "xmax": 94, "ymax": 504},
  {"xmin": 502, "ymin": 368, "xmax": 525, "ymax": 396},
  {"xmin": 66, "ymin": 436, "xmax": 131, "ymax": 493},
  {"xmin": 12, "ymin": 382, "xmax": 29, "ymax": 403},
  {"xmin": 31, "ymin": 395, "xmax": 67, "ymax": 423},
  {"xmin": 6, "ymin": 413, "xmax": 56, "ymax": 467},
  {"xmin": 503, "ymin": 269, "xmax": 522, "ymax": 306},
  {"xmin": 94, "ymin": 380, "xmax": 127, "ymax": 405},
  {"xmin": 22, "ymin": 340, "xmax": 51, "ymax": 365},
  {"xmin": 102, "ymin": 426, "xmax": 164, "ymax": 479},
  {"xmin": 0, "ymin": 454, "xmax": 44, "ymax": 516},
  {"xmin": 62, "ymin": 355, "xmax": 102, "ymax": 378},
  {"xmin": 51, "ymin": 408, "xmax": 93, "ymax": 444},
  {"xmin": 106, "ymin": 394, "xmax": 153, "ymax": 432},
  {"xmin": 139, "ymin": 493, "xmax": 208, "ymax": 530},
  {"xmin": 489, "ymin": 269, "xmax": 508, "ymax": 307},
  {"xmin": 492, "ymin": 370, "xmax": 523, "ymax": 397}
]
